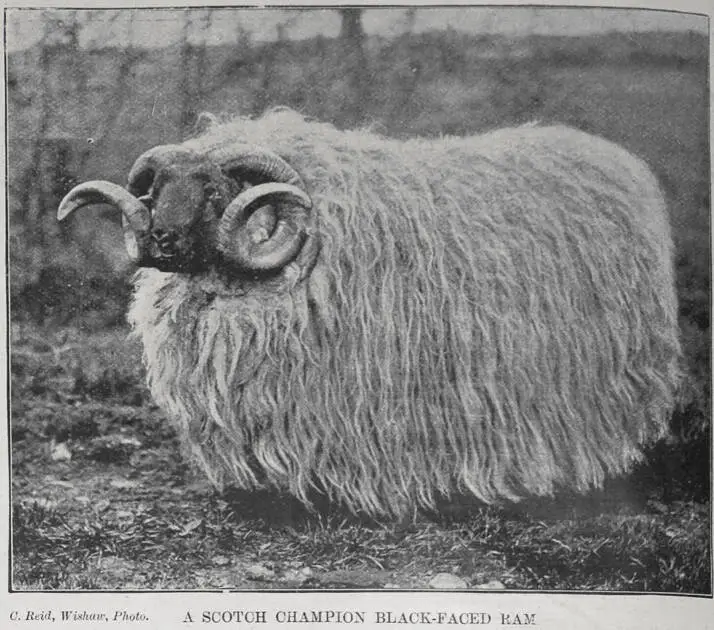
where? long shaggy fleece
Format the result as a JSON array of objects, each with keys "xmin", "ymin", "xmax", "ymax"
[{"xmin": 129, "ymin": 109, "xmax": 681, "ymax": 518}]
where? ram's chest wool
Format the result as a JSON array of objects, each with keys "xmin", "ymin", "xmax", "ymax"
[{"xmin": 60, "ymin": 109, "xmax": 681, "ymax": 518}]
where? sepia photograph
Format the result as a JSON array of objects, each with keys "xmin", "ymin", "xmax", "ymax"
[{"xmin": 4, "ymin": 1, "xmax": 711, "ymax": 614}]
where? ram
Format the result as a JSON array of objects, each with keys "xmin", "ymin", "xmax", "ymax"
[{"xmin": 58, "ymin": 109, "xmax": 681, "ymax": 518}]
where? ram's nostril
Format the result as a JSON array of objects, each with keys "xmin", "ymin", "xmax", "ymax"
[
  {"xmin": 152, "ymin": 229, "xmax": 169, "ymax": 241},
  {"xmin": 151, "ymin": 229, "xmax": 179, "ymax": 253}
]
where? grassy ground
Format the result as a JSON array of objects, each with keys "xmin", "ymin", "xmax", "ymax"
[{"xmin": 10, "ymin": 323, "xmax": 711, "ymax": 592}]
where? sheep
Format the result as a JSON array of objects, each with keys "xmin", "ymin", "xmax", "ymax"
[{"xmin": 58, "ymin": 108, "xmax": 681, "ymax": 518}]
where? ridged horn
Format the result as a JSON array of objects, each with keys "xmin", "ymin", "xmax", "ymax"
[
  {"xmin": 127, "ymin": 144, "xmax": 194, "ymax": 195},
  {"xmin": 218, "ymin": 182, "xmax": 312, "ymax": 272},
  {"xmin": 57, "ymin": 181, "xmax": 152, "ymax": 262},
  {"xmin": 208, "ymin": 145, "xmax": 304, "ymax": 187},
  {"xmin": 58, "ymin": 181, "xmax": 150, "ymax": 232}
]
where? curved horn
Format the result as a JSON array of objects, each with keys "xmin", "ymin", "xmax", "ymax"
[
  {"xmin": 127, "ymin": 144, "xmax": 194, "ymax": 194},
  {"xmin": 208, "ymin": 145, "xmax": 303, "ymax": 187},
  {"xmin": 218, "ymin": 182, "xmax": 312, "ymax": 272},
  {"xmin": 58, "ymin": 181, "xmax": 150, "ymax": 232},
  {"xmin": 58, "ymin": 181, "xmax": 152, "ymax": 262}
]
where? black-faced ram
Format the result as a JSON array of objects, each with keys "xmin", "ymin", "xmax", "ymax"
[{"xmin": 59, "ymin": 109, "xmax": 681, "ymax": 518}]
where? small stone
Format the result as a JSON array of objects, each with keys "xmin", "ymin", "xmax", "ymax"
[
  {"xmin": 384, "ymin": 583, "xmax": 401, "ymax": 589},
  {"xmin": 50, "ymin": 442, "xmax": 72, "ymax": 461},
  {"xmin": 97, "ymin": 556, "xmax": 135, "ymax": 580},
  {"xmin": 300, "ymin": 567, "xmax": 313, "ymax": 577},
  {"xmin": 180, "ymin": 518, "xmax": 203, "ymax": 535},
  {"xmin": 47, "ymin": 478, "xmax": 74, "ymax": 488},
  {"xmin": 648, "ymin": 500, "xmax": 668, "ymax": 514},
  {"xmin": 212, "ymin": 555, "xmax": 230, "ymax": 567},
  {"xmin": 474, "ymin": 579, "xmax": 506, "ymax": 590},
  {"xmin": 246, "ymin": 564, "xmax": 275, "ymax": 581},
  {"xmin": 115, "ymin": 436, "xmax": 142, "ymax": 447},
  {"xmin": 25, "ymin": 497, "xmax": 57, "ymax": 511},
  {"xmin": 110, "ymin": 478, "xmax": 140, "ymax": 489},
  {"xmin": 429, "ymin": 573, "xmax": 468, "ymax": 589},
  {"xmin": 282, "ymin": 569, "xmax": 308, "ymax": 585}
]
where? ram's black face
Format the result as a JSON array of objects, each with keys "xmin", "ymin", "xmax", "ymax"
[
  {"xmin": 57, "ymin": 140, "xmax": 315, "ymax": 276},
  {"xmin": 129, "ymin": 162, "xmax": 233, "ymax": 272}
]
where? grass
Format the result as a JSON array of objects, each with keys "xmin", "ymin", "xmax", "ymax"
[{"xmin": 10, "ymin": 323, "xmax": 711, "ymax": 592}]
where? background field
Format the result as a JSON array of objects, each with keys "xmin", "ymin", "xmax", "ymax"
[{"xmin": 7, "ymin": 8, "xmax": 711, "ymax": 592}]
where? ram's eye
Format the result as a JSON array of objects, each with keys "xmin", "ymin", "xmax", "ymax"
[
  {"xmin": 204, "ymin": 184, "xmax": 221, "ymax": 203},
  {"xmin": 138, "ymin": 194, "xmax": 154, "ymax": 211}
]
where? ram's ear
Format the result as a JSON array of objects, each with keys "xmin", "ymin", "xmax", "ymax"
[{"xmin": 195, "ymin": 112, "xmax": 219, "ymax": 135}]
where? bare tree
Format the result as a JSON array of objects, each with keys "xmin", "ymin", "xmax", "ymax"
[
  {"xmin": 403, "ymin": 8, "xmax": 418, "ymax": 34},
  {"xmin": 254, "ymin": 15, "xmax": 296, "ymax": 115},
  {"xmin": 339, "ymin": 8, "xmax": 369, "ymax": 126},
  {"xmin": 178, "ymin": 9, "xmax": 194, "ymax": 132},
  {"xmin": 12, "ymin": 10, "xmax": 86, "ymax": 289},
  {"xmin": 20, "ymin": 12, "xmax": 73, "ymax": 240},
  {"xmin": 194, "ymin": 9, "xmax": 213, "ymax": 107}
]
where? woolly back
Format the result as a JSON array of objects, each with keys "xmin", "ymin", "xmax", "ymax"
[{"xmin": 130, "ymin": 109, "xmax": 681, "ymax": 517}]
